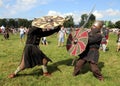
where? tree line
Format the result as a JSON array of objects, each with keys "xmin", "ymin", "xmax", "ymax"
[
  {"xmin": 0, "ymin": 18, "xmax": 32, "ymax": 28},
  {"xmin": 0, "ymin": 14, "xmax": 120, "ymax": 29}
]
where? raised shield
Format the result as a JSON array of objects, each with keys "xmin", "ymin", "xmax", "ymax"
[
  {"xmin": 66, "ymin": 28, "xmax": 88, "ymax": 56},
  {"xmin": 32, "ymin": 16, "xmax": 66, "ymax": 29}
]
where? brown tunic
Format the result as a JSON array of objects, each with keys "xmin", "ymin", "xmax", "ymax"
[
  {"xmin": 21, "ymin": 26, "xmax": 60, "ymax": 68},
  {"xmin": 79, "ymin": 29, "xmax": 102, "ymax": 64}
]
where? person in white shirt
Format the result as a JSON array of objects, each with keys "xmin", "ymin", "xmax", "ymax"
[
  {"xmin": 57, "ymin": 26, "xmax": 66, "ymax": 47},
  {"xmin": 1, "ymin": 25, "xmax": 5, "ymax": 33},
  {"xmin": 19, "ymin": 26, "xmax": 25, "ymax": 43}
]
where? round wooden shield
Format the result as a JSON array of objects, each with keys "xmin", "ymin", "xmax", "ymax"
[
  {"xmin": 32, "ymin": 16, "xmax": 65, "ymax": 29},
  {"xmin": 66, "ymin": 28, "xmax": 88, "ymax": 56}
]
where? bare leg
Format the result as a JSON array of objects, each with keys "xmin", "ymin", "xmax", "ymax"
[
  {"xmin": 8, "ymin": 54, "xmax": 25, "ymax": 78},
  {"xmin": 42, "ymin": 58, "xmax": 48, "ymax": 73},
  {"xmin": 117, "ymin": 44, "xmax": 120, "ymax": 52},
  {"xmin": 42, "ymin": 58, "xmax": 51, "ymax": 76},
  {"xmin": 61, "ymin": 42, "xmax": 64, "ymax": 47},
  {"xmin": 58, "ymin": 41, "xmax": 61, "ymax": 47}
]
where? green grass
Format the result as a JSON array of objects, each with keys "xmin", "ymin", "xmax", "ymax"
[{"xmin": 0, "ymin": 32, "xmax": 120, "ymax": 86}]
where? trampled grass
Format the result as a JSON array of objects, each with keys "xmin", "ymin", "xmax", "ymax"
[{"xmin": 0, "ymin": 32, "xmax": 120, "ymax": 86}]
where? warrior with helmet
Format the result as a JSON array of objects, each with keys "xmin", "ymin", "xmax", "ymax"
[{"xmin": 73, "ymin": 21, "xmax": 104, "ymax": 81}]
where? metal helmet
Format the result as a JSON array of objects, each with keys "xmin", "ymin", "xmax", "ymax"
[{"xmin": 92, "ymin": 21, "xmax": 103, "ymax": 29}]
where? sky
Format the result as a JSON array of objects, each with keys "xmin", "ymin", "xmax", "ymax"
[{"xmin": 0, "ymin": 0, "xmax": 120, "ymax": 24}]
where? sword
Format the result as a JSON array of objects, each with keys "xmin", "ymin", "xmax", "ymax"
[
  {"xmin": 81, "ymin": 5, "xmax": 96, "ymax": 28},
  {"xmin": 71, "ymin": 5, "xmax": 96, "ymax": 65}
]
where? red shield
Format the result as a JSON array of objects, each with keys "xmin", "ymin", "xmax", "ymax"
[{"xmin": 66, "ymin": 28, "xmax": 88, "ymax": 56}]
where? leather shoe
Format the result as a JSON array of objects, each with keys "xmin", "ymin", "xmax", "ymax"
[{"xmin": 8, "ymin": 73, "xmax": 16, "ymax": 78}]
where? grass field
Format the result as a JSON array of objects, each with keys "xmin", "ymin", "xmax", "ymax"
[{"xmin": 0, "ymin": 32, "xmax": 120, "ymax": 86}]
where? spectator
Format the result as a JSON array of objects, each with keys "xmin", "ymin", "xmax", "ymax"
[
  {"xmin": 116, "ymin": 30, "xmax": 120, "ymax": 52},
  {"xmin": 41, "ymin": 37, "xmax": 48, "ymax": 45},
  {"xmin": 57, "ymin": 25, "xmax": 66, "ymax": 47},
  {"xmin": 101, "ymin": 36, "xmax": 107, "ymax": 52},
  {"xmin": 19, "ymin": 26, "xmax": 25, "ymax": 43},
  {"xmin": 4, "ymin": 27, "xmax": 9, "ymax": 40}
]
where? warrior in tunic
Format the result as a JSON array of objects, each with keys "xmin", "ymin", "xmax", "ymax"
[
  {"xmin": 8, "ymin": 26, "xmax": 61, "ymax": 78},
  {"xmin": 73, "ymin": 21, "xmax": 104, "ymax": 81},
  {"xmin": 4, "ymin": 28, "xmax": 9, "ymax": 40}
]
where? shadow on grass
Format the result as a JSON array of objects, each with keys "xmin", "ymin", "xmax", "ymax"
[
  {"xmin": 16, "ymin": 68, "xmax": 43, "ymax": 77},
  {"xmin": 10, "ymin": 59, "xmax": 73, "ymax": 78},
  {"xmin": 48, "ymin": 58, "xmax": 74, "ymax": 73},
  {"xmin": 48, "ymin": 59, "xmax": 104, "ymax": 75},
  {"xmin": 14, "ymin": 59, "xmax": 104, "ymax": 78}
]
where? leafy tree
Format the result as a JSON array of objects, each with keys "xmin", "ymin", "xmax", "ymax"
[
  {"xmin": 85, "ymin": 14, "xmax": 95, "ymax": 28},
  {"xmin": 115, "ymin": 21, "xmax": 120, "ymax": 29},
  {"xmin": 0, "ymin": 18, "xmax": 7, "ymax": 27},
  {"xmin": 17, "ymin": 18, "xmax": 29, "ymax": 27},
  {"xmin": 104, "ymin": 21, "xmax": 115, "ymax": 28},
  {"xmin": 79, "ymin": 14, "xmax": 95, "ymax": 28},
  {"xmin": 7, "ymin": 18, "xmax": 16, "ymax": 27},
  {"xmin": 0, "ymin": 18, "xmax": 32, "ymax": 28},
  {"xmin": 0, "ymin": 19, "xmax": 3, "ymax": 26},
  {"xmin": 79, "ymin": 14, "xmax": 87, "ymax": 27},
  {"xmin": 63, "ymin": 15, "xmax": 74, "ymax": 27}
]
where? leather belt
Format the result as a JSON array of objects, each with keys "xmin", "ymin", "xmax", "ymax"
[{"xmin": 90, "ymin": 48, "xmax": 98, "ymax": 50}]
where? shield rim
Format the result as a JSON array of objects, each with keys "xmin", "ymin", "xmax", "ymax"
[
  {"xmin": 66, "ymin": 28, "xmax": 88, "ymax": 56},
  {"xmin": 32, "ymin": 16, "xmax": 65, "ymax": 29}
]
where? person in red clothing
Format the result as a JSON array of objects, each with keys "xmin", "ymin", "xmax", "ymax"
[
  {"xmin": 101, "ymin": 26, "xmax": 109, "ymax": 49},
  {"xmin": 105, "ymin": 28, "xmax": 109, "ymax": 45},
  {"xmin": 101, "ymin": 36, "xmax": 107, "ymax": 52}
]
